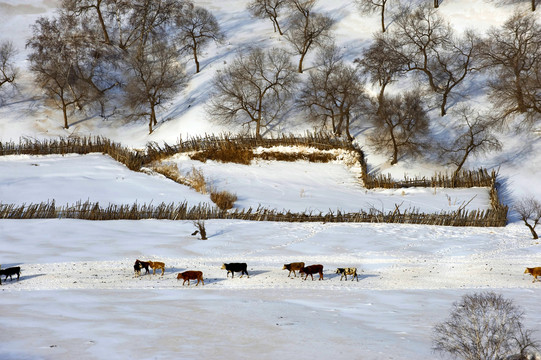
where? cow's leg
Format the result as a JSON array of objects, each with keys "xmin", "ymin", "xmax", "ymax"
[{"xmin": 161, "ymin": 268, "xmax": 164, "ymax": 276}]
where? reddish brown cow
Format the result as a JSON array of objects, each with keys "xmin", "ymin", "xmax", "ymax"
[
  {"xmin": 300, "ymin": 264, "xmax": 324, "ymax": 281},
  {"xmin": 177, "ymin": 271, "xmax": 204, "ymax": 286}
]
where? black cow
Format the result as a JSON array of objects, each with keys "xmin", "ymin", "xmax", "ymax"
[
  {"xmin": 221, "ymin": 263, "xmax": 249, "ymax": 278},
  {"xmin": 135, "ymin": 259, "xmax": 150, "ymax": 275},
  {"xmin": 0, "ymin": 266, "xmax": 20, "ymax": 284}
]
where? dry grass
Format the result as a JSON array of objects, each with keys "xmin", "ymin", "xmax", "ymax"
[
  {"xmin": 186, "ymin": 167, "xmax": 208, "ymax": 194},
  {"xmin": 210, "ymin": 190, "xmax": 238, "ymax": 211}
]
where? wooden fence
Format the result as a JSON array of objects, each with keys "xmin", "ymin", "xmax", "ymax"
[
  {"xmin": 0, "ymin": 134, "xmax": 508, "ymax": 226},
  {"xmin": 0, "ymin": 200, "xmax": 508, "ymax": 227}
]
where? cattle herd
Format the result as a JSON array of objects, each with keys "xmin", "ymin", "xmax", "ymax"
[
  {"xmin": 1, "ymin": 262, "xmax": 540, "ymax": 286},
  {"xmin": 131, "ymin": 260, "xmax": 360, "ymax": 286}
]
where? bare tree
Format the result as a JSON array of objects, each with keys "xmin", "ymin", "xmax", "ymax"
[
  {"xmin": 439, "ymin": 106, "xmax": 502, "ymax": 180},
  {"xmin": 284, "ymin": 0, "xmax": 335, "ymax": 73},
  {"xmin": 356, "ymin": 33, "xmax": 406, "ymax": 112},
  {"xmin": 367, "ymin": 90, "xmax": 430, "ymax": 165},
  {"xmin": 27, "ymin": 15, "xmax": 95, "ymax": 129},
  {"xmin": 123, "ymin": 40, "xmax": 187, "ymax": 134},
  {"xmin": 247, "ymin": 0, "xmax": 287, "ymax": 35},
  {"xmin": 61, "ymin": 0, "xmax": 113, "ymax": 45},
  {"xmin": 208, "ymin": 47, "xmax": 297, "ymax": 139},
  {"xmin": 433, "ymin": 291, "xmax": 539, "ymax": 360},
  {"xmin": 0, "ymin": 41, "xmax": 17, "ymax": 91},
  {"xmin": 176, "ymin": 4, "xmax": 225, "ymax": 73},
  {"xmin": 514, "ymin": 196, "xmax": 541, "ymax": 239},
  {"xmin": 389, "ymin": 5, "xmax": 481, "ymax": 116},
  {"xmin": 479, "ymin": 11, "xmax": 541, "ymax": 129},
  {"xmin": 355, "ymin": 0, "xmax": 391, "ymax": 33},
  {"xmin": 298, "ymin": 44, "xmax": 367, "ymax": 141}
]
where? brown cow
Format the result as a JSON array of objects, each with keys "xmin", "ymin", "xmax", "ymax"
[
  {"xmin": 300, "ymin": 264, "xmax": 324, "ymax": 281},
  {"xmin": 524, "ymin": 267, "xmax": 541, "ymax": 282},
  {"xmin": 177, "ymin": 271, "xmax": 204, "ymax": 286},
  {"xmin": 147, "ymin": 260, "xmax": 165, "ymax": 276},
  {"xmin": 283, "ymin": 262, "xmax": 305, "ymax": 277}
]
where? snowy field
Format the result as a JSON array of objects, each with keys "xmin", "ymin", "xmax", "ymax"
[
  {"xmin": 1, "ymin": 0, "xmax": 541, "ymax": 359},
  {"xmin": 1, "ymin": 219, "xmax": 541, "ymax": 360}
]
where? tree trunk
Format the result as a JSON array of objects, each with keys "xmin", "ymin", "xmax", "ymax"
[
  {"xmin": 441, "ymin": 92, "xmax": 448, "ymax": 117},
  {"xmin": 515, "ymin": 74, "xmax": 527, "ymax": 113},
  {"xmin": 298, "ymin": 52, "xmax": 306, "ymax": 73},
  {"xmin": 194, "ymin": 47, "xmax": 200, "ymax": 73},
  {"xmin": 149, "ymin": 103, "xmax": 157, "ymax": 134},
  {"xmin": 62, "ymin": 101, "xmax": 69, "ymax": 129},
  {"xmin": 524, "ymin": 221, "xmax": 539, "ymax": 239},
  {"xmin": 193, "ymin": 38, "xmax": 200, "ymax": 73},
  {"xmin": 381, "ymin": 6, "xmax": 386, "ymax": 33}
]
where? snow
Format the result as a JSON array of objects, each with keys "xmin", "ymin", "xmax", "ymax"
[{"xmin": 1, "ymin": 0, "xmax": 541, "ymax": 359}]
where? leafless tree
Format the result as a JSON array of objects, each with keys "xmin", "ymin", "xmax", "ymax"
[
  {"xmin": 355, "ymin": 0, "xmax": 391, "ymax": 33},
  {"xmin": 356, "ymin": 33, "xmax": 406, "ymax": 112},
  {"xmin": 284, "ymin": 0, "xmax": 335, "ymax": 73},
  {"xmin": 433, "ymin": 291, "xmax": 539, "ymax": 360},
  {"xmin": 123, "ymin": 40, "xmax": 187, "ymax": 134},
  {"xmin": 176, "ymin": 4, "xmax": 225, "ymax": 73},
  {"xmin": 514, "ymin": 196, "xmax": 541, "ymax": 239},
  {"xmin": 298, "ymin": 44, "xmax": 367, "ymax": 141},
  {"xmin": 367, "ymin": 90, "xmax": 430, "ymax": 165},
  {"xmin": 389, "ymin": 5, "xmax": 481, "ymax": 116},
  {"xmin": 61, "ymin": 0, "xmax": 113, "ymax": 45},
  {"xmin": 479, "ymin": 11, "xmax": 541, "ymax": 129},
  {"xmin": 208, "ymin": 47, "xmax": 297, "ymax": 139},
  {"xmin": 247, "ymin": 0, "xmax": 288, "ymax": 35},
  {"xmin": 438, "ymin": 106, "xmax": 502, "ymax": 180},
  {"xmin": 27, "ymin": 15, "xmax": 96, "ymax": 129},
  {"xmin": 0, "ymin": 41, "xmax": 17, "ymax": 91},
  {"xmin": 113, "ymin": 0, "xmax": 182, "ymax": 52}
]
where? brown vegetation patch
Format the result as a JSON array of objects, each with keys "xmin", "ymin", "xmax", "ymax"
[{"xmin": 210, "ymin": 190, "xmax": 238, "ymax": 211}]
